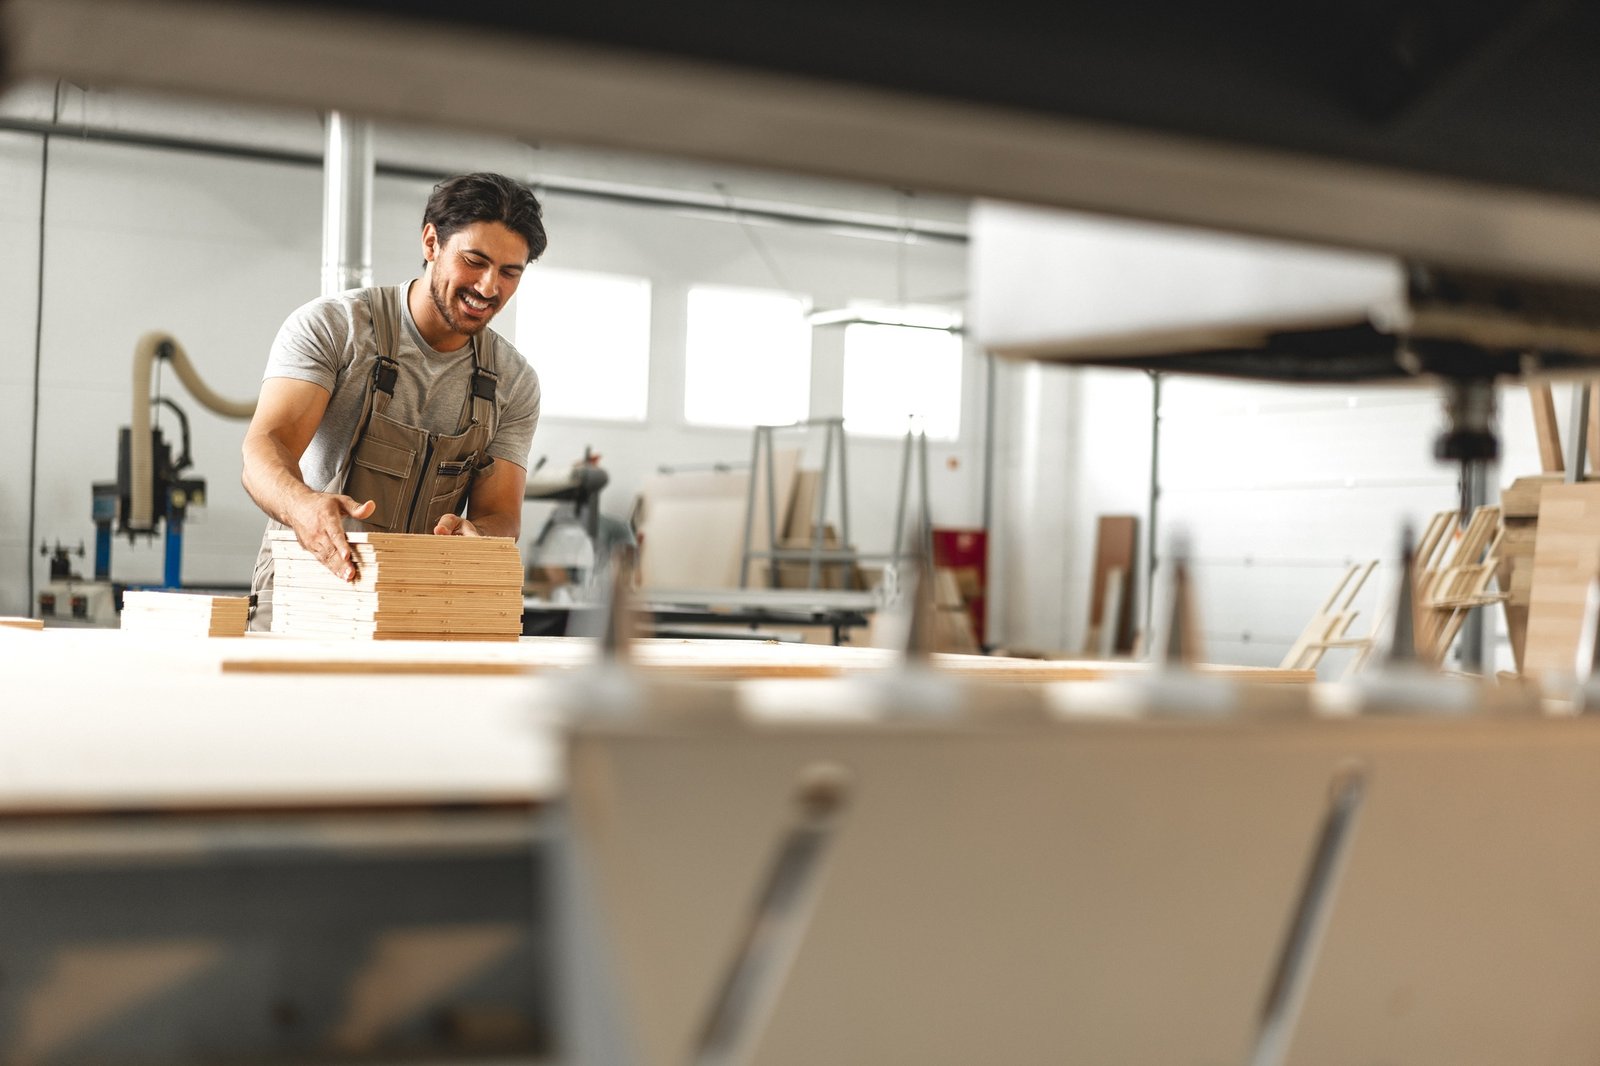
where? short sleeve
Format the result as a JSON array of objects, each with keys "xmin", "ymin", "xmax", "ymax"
[
  {"xmin": 487, "ymin": 345, "xmax": 540, "ymax": 469},
  {"xmin": 264, "ymin": 296, "xmax": 356, "ymax": 392}
]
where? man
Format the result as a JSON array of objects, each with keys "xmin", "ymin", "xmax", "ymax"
[{"xmin": 242, "ymin": 172, "xmax": 546, "ymax": 629}]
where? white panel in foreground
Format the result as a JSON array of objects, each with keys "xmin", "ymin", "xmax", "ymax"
[{"xmin": 971, "ymin": 200, "xmax": 1406, "ymax": 360}]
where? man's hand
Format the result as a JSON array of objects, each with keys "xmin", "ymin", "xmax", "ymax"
[
  {"xmin": 242, "ymin": 378, "xmax": 374, "ymax": 581},
  {"xmin": 433, "ymin": 513, "xmax": 481, "ymax": 537},
  {"xmin": 289, "ymin": 493, "xmax": 376, "ymax": 580}
]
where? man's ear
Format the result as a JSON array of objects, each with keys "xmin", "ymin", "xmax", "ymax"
[{"xmin": 421, "ymin": 222, "xmax": 441, "ymax": 265}]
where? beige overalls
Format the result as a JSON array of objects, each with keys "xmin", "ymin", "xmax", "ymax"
[{"xmin": 248, "ymin": 286, "xmax": 498, "ymax": 629}]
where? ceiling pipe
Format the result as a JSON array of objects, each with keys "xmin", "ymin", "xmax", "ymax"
[{"xmin": 321, "ymin": 110, "xmax": 373, "ymax": 296}]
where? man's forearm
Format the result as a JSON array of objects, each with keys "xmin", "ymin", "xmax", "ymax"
[
  {"xmin": 467, "ymin": 511, "xmax": 521, "ymax": 539},
  {"xmin": 241, "ymin": 434, "xmax": 320, "ymax": 527}
]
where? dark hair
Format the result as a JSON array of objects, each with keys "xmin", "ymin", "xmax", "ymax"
[{"xmin": 423, "ymin": 172, "xmax": 548, "ymax": 263}]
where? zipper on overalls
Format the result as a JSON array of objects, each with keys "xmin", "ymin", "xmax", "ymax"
[{"xmin": 405, "ymin": 433, "xmax": 437, "ymax": 532}]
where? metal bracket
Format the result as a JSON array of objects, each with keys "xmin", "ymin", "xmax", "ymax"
[
  {"xmin": 1247, "ymin": 763, "xmax": 1368, "ymax": 1066},
  {"xmin": 690, "ymin": 763, "xmax": 852, "ymax": 1066}
]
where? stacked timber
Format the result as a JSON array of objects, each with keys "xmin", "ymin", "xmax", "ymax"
[
  {"xmin": 1523, "ymin": 483, "xmax": 1600, "ymax": 679},
  {"xmin": 268, "ymin": 531, "xmax": 523, "ymax": 642},
  {"xmin": 121, "ymin": 591, "xmax": 249, "ymax": 637},
  {"xmin": 1498, "ymin": 474, "xmax": 1559, "ymax": 672}
]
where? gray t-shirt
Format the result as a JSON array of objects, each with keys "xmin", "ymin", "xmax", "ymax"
[{"xmin": 264, "ymin": 281, "xmax": 540, "ymax": 495}]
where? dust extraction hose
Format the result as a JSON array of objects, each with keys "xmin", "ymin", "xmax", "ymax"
[{"xmin": 129, "ymin": 332, "xmax": 257, "ymax": 532}]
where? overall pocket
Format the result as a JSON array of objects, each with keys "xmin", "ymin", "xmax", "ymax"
[
  {"xmin": 343, "ymin": 437, "xmax": 416, "ymax": 531},
  {"xmin": 425, "ymin": 454, "xmax": 479, "ymax": 528}
]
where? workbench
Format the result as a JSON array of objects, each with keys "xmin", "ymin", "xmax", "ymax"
[
  {"xmin": 524, "ymin": 587, "xmax": 877, "ymax": 644},
  {"xmin": 0, "ymin": 626, "xmax": 1312, "ymax": 1064},
  {"xmin": 0, "ymin": 626, "xmax": 1318, "ymax": 812}
]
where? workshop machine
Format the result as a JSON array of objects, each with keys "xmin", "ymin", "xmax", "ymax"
[
  {"xmin": 39, "ymin": 332, "xmax": 257, "ymax": 623},
  {"xmin": 33, "ymin": 540, "xmax": 111, "ymax": 623},
  {"xmin": 523, "ymin": 449, "xmax": 631, "ymax": 599}
]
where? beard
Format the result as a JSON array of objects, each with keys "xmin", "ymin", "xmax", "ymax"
[{"xmin": 428, "ymin": 271, "xmax": 497, "ymax": 337}]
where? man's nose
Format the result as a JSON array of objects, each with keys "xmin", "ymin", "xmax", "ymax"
[{"xmin": 475, "ymin": 268, "xmax": 499, "ymax": 298}]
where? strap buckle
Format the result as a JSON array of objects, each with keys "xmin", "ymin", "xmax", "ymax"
[
  {"xmin": 373, "ymin": 355, "xmax": 400, "ymax": 395},
  {"xmin": 471, "ymin": 367, "xmax": 498, "ymax": 403}
]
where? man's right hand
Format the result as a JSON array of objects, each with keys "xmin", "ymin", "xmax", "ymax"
[{"xmin": 288, "ymin": 494, "xmax": 376, "ymax": 580}]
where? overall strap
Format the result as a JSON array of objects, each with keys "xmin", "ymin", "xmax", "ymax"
[
  {"xmin": 364, "ymin": 286, "xmax": 405, "ymax": 415},
  {"xmin": 338, "ymin": 287, "xmax": 407, "ymax": 491},
  {"xmin": 460, "ymin": 331, "xmax": 499, "ymax": 439}
]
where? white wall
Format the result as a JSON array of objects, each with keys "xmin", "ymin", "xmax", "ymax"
[
  {"xmin": 988, "ymin": 362, "xmax": 1154, "ymax": 655},
  {"xmin": 1156, "ymin": 380, "xmax": 1456, "ymax": 671},
  {"xmin": 3, "ymin": 98, "xmax": 977, "ymax": 615},
  {"xmin": 519, "ymin": 192, "xmax": 984, "ymax": 560},
  {"xmin": 33, "ymin": 140, "xmax": 322, "ymax": 596},
  {"xmin": 0, "ymin": 132, "xmax": 44, "ymax": 618},
  {"xmin": 990, "ymin": 367, "xmax": 1552, "ymax": 670}
]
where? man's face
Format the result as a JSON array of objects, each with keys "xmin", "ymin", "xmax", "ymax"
[{"xmin": 422, "ymin": 221, "xmax": 530, "ymax": 339}]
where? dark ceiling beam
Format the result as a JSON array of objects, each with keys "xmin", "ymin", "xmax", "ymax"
[{"xmin": 9, "ymin": 0, "xmax": 1600, "ymax": 282}]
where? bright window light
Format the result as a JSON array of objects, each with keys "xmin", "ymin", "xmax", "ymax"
[
  {"xmin": 684, "ymin": 286, "xmax": 811, "ymax": 427},
  {"xmin": 842, "ymin": 306, "xmax": 963, "ymax": 440},
  {"xmin": 516, "ymin": 268, "xmax": 651, "ymax": 421}
]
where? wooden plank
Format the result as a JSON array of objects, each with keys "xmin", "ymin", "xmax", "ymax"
[
  {"xmin": 784, "ymin": 468, "xmax": 822, "ymax": 541},
  {"xmin": 1096, "ymin": 568, "xmax": 1125, "ymax": 658},
  {"xmin": 1501, "ymin": 475, "xmax": 1563, "ymax": 519},
  {"xmin": 0, "ymin": 617, "xmax": 45, "ymax": 630},
  {"xmin": 1523, "ymin": 483, "xmax": 1600, "ymax": 679},
  {"xmin": 211, "ymin": 634, "xmax": 1316, "ymax": 683},
  {"xmin": 1530, "ymin": 382, "xmax": 1564, "ymax": 474},
  {"xmin": 1589, "ymin": 379, "xmax": 1600, "ymax": 476},
  {"xmin": 633, "ymin": 449, "xmax": 801, "ymax": 589},
  {"xmin": 1085, "ymin": 515, "xmax": 1138, "ymax": 655}
]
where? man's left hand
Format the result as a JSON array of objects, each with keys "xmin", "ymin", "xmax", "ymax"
[{"xmin": 433, "ymin": 513, "xmax": 481, "ymax": 537}]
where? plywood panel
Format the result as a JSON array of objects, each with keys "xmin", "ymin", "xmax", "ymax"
[
  {"xmin": 634, "ymin": 449, "xmax": 799, "ymax": 589},
  {"xmin": 1522, "ymin": 483, "xmax": 1600, "ymax": 680},
  {"xmin": 1529, "ymin": 382, "xmax": 1564, "ymax": 473},
  {"xmin": 1086, "ymin": 515, "xmax": 1137, "ymax": 654}
]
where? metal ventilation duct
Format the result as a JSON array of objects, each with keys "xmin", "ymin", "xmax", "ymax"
[{"xmin": 320, "ymin": 110, "xmax": 372, "ymax": 296}]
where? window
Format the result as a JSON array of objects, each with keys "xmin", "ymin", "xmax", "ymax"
[
  {"xmin": 842, "ymin": 306, "xmax": 963, "ymax": 440},
  {"xmin": 684, "ymin": 285, "xmax": 811, "ymax": 427},
  {"xmin": 516, "ymin": 268, "xmax": 651, "ymax": 421}
]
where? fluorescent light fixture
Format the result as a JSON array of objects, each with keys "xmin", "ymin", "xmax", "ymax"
[{"xmin": 807, "ymin": 305, "xmax": 965, "ymax": 334}]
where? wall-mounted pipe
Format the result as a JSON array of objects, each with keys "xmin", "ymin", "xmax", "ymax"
[
  {"xmin": 321, "ymin": 111, "xmax": 373, "ymax": 296},
  {"xmin": 128, "ymin": 332, "xmax": 257, "ymax": 532}
]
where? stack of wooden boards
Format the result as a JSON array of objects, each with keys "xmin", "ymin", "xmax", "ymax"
[
  {"xmin": 1510, "ymin": 384, "xmax": 1600, "ymax": 677},
  {"xmin": 1522, "ymin": 481, "xmax": 1600, "ymax": 678},
  {"xmin": 269, "ymin": 530, "xmax": 523, "ymax": 642},
  {"xmin": 121, "ymin": 591, "xmax": 249, "ymax": 637},
  {"xmin": 1497, "ymin": 474, "xmax": 1556, "ymax": 670}
]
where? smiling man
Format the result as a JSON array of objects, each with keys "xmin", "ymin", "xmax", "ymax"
[{"xmin": 241, "ymin": 172, "xmax": 546, "ymax": 630}]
